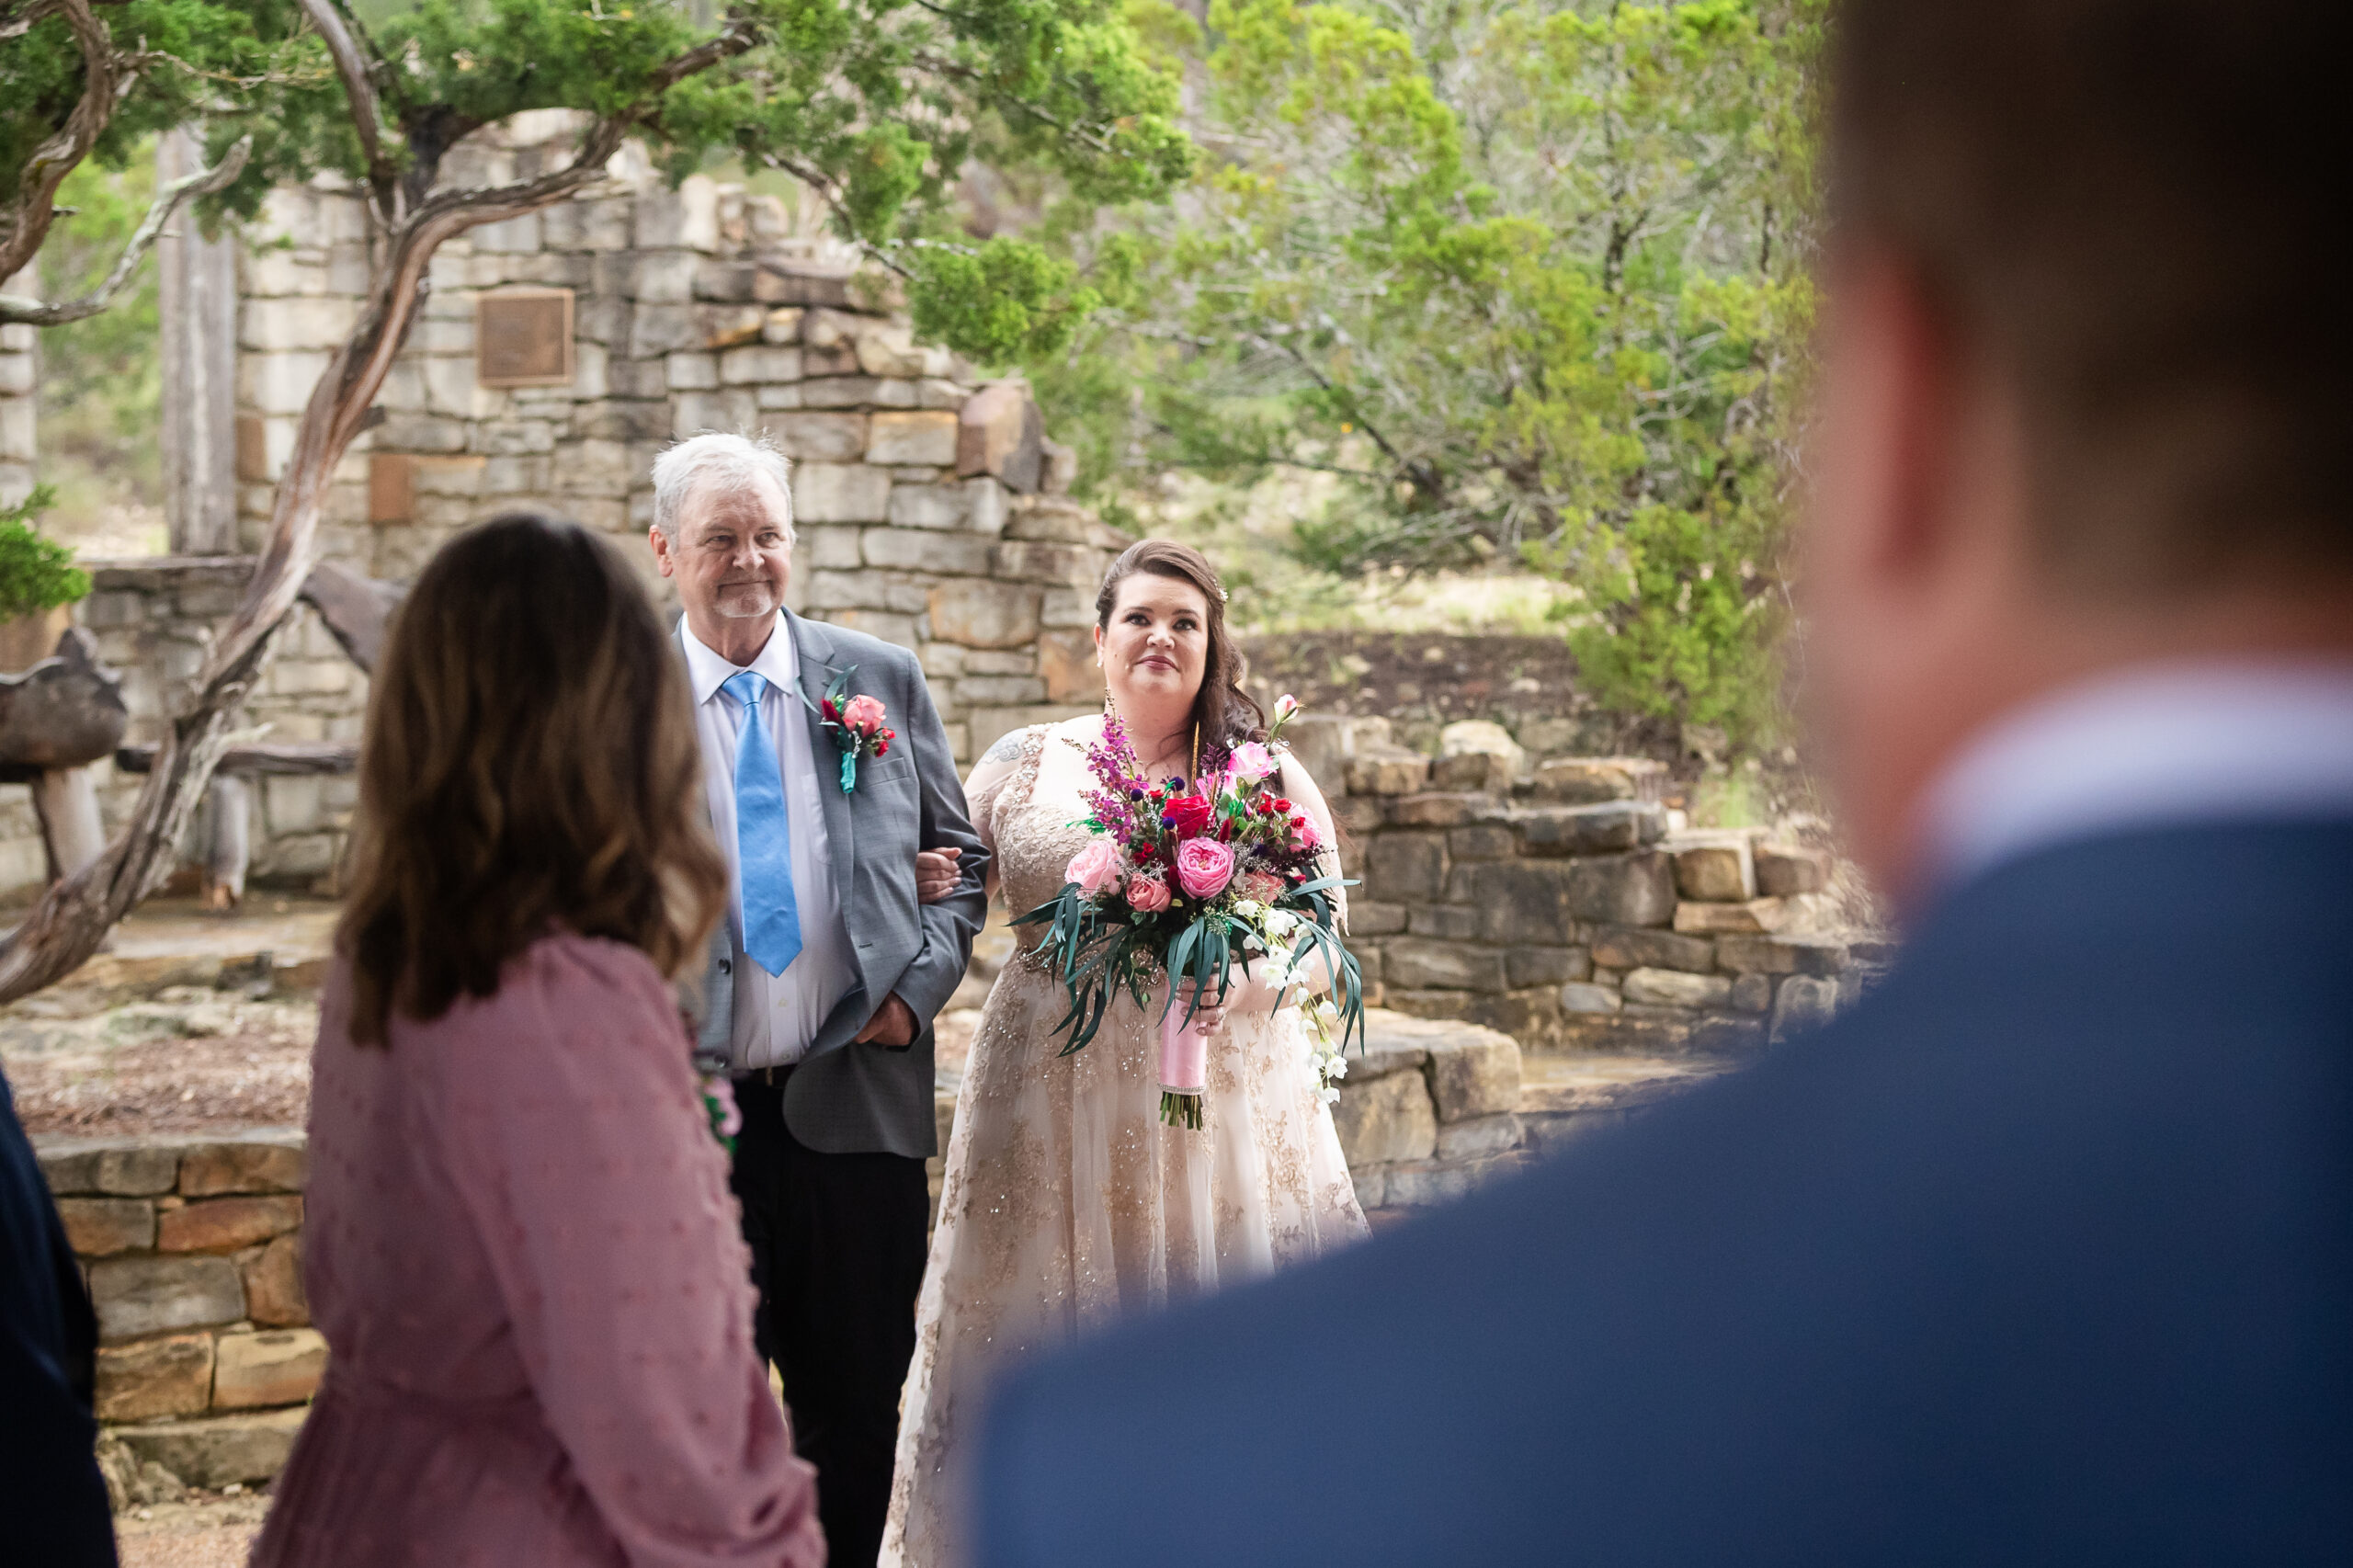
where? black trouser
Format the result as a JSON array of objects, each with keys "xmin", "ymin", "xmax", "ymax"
[{"xmin": 729, "ymin": 1067, "xmax": 929, "ymax": 1568}]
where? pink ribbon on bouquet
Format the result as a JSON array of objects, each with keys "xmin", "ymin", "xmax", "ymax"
[{"xmin": 1159, "ymin": 983, "xmax": 1211, "ymax": 1131}]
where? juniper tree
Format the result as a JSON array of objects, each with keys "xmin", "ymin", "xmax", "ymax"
[
  {"xmin": 1032, "ymin": 0, "xmax": 1821, "ymax": 746},
  {"xmin": 0, "ymin": 0, "xmax": 1191, "ymax": 997}
]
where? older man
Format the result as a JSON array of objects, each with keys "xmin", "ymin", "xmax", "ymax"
[
  {"xmin": 650, "ymin": 432, "xmax": 985, "ymax": 1568},
  {"xmin": 975, "ymin": 2, "xmax": 2353, "ymax": 1563}
]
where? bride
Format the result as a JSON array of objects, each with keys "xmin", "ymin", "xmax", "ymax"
[{"xmin": 881, "ymin": 539, "xmax": 1368, "ymax": 1566}]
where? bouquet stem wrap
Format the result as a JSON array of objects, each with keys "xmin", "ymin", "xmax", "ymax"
[{"xmin": 1158, "ymin": 990, "xmax": 1210, "ymax": 1131}]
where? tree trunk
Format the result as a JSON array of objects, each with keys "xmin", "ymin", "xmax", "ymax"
[{"xmin": 0, "ymin": 134, "xmax": 629, "ymax": 1001}]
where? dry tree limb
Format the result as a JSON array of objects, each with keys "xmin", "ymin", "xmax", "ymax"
[
  {"xmin": 0, "ymin": 28, "xmax": 760, "ymax": 999},
  {"xmin": 0, "ymin": 136, "xmax": 252, "ymax": 327},
  {"xmin": 0, "ymin": 0, "xmax": 123, "ymax": 285}
]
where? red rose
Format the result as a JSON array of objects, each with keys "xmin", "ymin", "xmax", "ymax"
[{"xmin": 1162, "ymin": 793, "xmax": 1212, "ymax": 838}]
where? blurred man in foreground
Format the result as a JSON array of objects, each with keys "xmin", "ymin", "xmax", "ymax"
[{"xmin": 974, "ymin": 2, "xmax": 2353, "ymax": 1562}]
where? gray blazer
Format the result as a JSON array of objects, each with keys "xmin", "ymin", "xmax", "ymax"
[{"xmin": 688, "ymin": 609, "xmax": 988, "ymax": 1158}]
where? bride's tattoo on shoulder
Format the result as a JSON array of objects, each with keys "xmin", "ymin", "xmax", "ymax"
[{"xmin": 982, "ymin": 729, "xmax": 1029, "ymax": 764}]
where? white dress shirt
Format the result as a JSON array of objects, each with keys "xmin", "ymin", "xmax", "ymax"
[
  {"xmin": 680, "ymin": 619, "xmax": 856, "ymax": 1071},
  {"xmin": 1922, "ymin": 660, "xmax": 2353, "ymax": 895}
]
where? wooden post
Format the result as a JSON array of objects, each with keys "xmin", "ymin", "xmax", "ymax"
[
  {"xmin": 30, "ymin": 766, "xmax": 106, "ymax": 883},
  {"xmin": 203, "ymin": 775, "xmax": 250, "ymax": 910},
  {"xmin": 157, "ymin": 128, "xmax": 241, "ymax": 556}
]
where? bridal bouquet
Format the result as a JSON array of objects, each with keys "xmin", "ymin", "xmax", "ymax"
[{"xmin": 1017, "ymin": 696, "xmax": 1367, "ymax": 1130}]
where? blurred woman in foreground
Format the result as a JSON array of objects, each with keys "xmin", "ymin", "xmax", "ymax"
[{"xmin": 253, "ymin": 511, "xmax": 824, "ymax": 1567}]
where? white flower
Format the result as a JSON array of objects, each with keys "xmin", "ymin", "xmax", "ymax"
[
  {"xmin": 1325, "ymin": 1055, "xmax": 1347, "ymax": 1079},
  {"xmin": 1319, "ymin": 1085, "xmax": 1341, "ymax": 1105}
]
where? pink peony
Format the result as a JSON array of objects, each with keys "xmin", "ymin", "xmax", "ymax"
[
  {"xmin": 1175, "ymin": 837, "xmax": 1235, "ymax": 899},
  {"xmin": 1126, "ymin": 869, "xmax": 1172, "ymax": 912},
  {"xmin": 1065, "ymin": 839, "xmax": 1126, "ymax": 898},
  {"xmin": 841, "ymin": 693, "xmax": 887, "ymax": 735},
  {"xmin": 1228, "ymin": 741, "xmax": 1279, "ymax": 783},
  {"xmin": 1233, "ymin": 870, "xmax": 1284, "ymax": 904}
]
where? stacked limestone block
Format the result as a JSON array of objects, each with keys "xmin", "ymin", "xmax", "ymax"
[
  {"xmin": 1329, "ymin": 1010, "xmax": 1529, "ymax": 1221},
  {"xmin": 37, "ymin": 1129, "xmax": 321, "ymax": 1489},
  {"xmin": 1287, "ymin": 713, "xmax": 1891, "ymax": 1071},
  {"xmin": 0, "ymin": 269, "xmax": 34, "ymax": 506}
]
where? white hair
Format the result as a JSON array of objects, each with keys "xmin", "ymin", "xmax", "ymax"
[{"xmin": 651, "ymin": 431, "xmax": 795, "ymax": 543}]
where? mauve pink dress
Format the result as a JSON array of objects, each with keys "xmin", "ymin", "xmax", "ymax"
[{"xmin": 252, "ymin": 934, "xmax": 824, "ymax": 1568}]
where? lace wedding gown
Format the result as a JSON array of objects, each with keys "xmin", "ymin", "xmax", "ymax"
[{"xmin": 881, "ymin": 720, "xmax": 1369, "ymax": 1568}]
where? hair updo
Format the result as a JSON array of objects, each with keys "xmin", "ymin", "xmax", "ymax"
[{"xmin": 1095, "ymin": 539, "xmax": 1266, "ymax": 764}]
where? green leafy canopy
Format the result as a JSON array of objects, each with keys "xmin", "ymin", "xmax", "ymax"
[
  {"xmin": 0, "ymin": 488, "xmax": 94, "ymax": 621},
  {"xmin": 1029, "ymin": 0, "xmax": 1825, "ymax": 746},
  {"xmin": 1, "ymin": 0, "xmax": 1199, "ymax": 363}
]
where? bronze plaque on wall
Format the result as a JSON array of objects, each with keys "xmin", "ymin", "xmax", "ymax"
[
  {"xmin": 475, "ymin": 289, "xmax": 574, "ymax": 387},
  {"xmin": 368, "ymin": 453, "xmax": 415, "ymax": 523}
]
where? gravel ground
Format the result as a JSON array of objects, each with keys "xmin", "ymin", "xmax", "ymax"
[
  {"xmin": 2, "ymin": 990, "xmax": 319, "ymax": 1138},
  {"xmin": 114, "ymin": 1492, "xmax": 269, "ymax": 1568}
]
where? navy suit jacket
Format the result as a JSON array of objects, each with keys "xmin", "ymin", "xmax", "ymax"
[
  {"xmin": 1, "ymin": 1072, "xmax": 116, "ymax": 1564},
  {"xmin": 977, "ymin": 820, "xmax": 2352, "ymax": 1564}
]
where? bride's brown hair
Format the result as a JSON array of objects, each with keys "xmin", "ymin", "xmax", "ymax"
[
  {"xmin": 1095, "ymin": 539, "xmax": 1266, "ymax": 762},
  {"xmin": 337, "ymin": 510, "xmax": 728, "ymax": 1045}
]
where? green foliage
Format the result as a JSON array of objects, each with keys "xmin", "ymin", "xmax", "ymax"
[
  {"xmin": 0, "ymin": 488, "xmax": 95, "ymax": 621},
  {"xmin": 1031, "ymin": 0, "xmax": 1824, "ymax": 746},
  {"xmin": 36, "ymin": 150, "xmax": 165, "ymax": 511},
  {"xmin": 1, "ymin": 0, "xmax": 1196, "ymax": 365}
]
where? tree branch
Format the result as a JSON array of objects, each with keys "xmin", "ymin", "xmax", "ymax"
[
  {"xmin": 0, "ymin": 136, "xmax": 250, "ymax": 327},
  {"xmin": 299, "ymin": 0, "xmax": 398, "ymax": 222},
  {"xmin": 0, "ymin": 0, "xmax": 124, "ymax": 283},
  {"xmin": 0, "ymin": 28, "xmax": 768, "ymax": 1001}
]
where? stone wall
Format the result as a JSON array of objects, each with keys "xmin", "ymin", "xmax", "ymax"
[
  {"xmin": 1330, "ymin": 1010, "xmax": 1529, "ymax": 1215},
  {"xmin": 0, "ymin": 268, "xmax": 33, "ymax": 507},
  {"xmin": 230, "ymin": 112, "xmax": 1122, "ymax": 766},
  {"xmin": 1292, "ymin": 714, "xmax": 1891, "ymax": 1064},
  {"xmin": 77, "ymin": 561, "xmax": 366, "ymax": 892},
  {"xmin": 0, "ymin": 115, "xmax": 1128, "ymax": 900},
  {"xmin": 36, "ymin": 1128, "xmax": 318, "ymax": 1490}
]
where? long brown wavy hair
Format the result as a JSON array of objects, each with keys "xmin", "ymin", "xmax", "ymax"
[
  {"xmin": 338, "ymin": 510, "xmax": 728, "ymax": 1045},
  {"xmin": 1095, "ymin": 539, "xmax": 1266, "ymax": 762}
]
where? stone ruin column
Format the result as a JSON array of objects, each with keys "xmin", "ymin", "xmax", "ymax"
[{"xmin": 156, "ymin": 128, "xmax": 243, "ymax": 558}]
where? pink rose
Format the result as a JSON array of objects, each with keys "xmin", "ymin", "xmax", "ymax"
[
  {"xmin": 841, "ymin": 693, "xmax": 887, "ymax": 735},
  {"xmin": 1273, "ymin": 692, "xmax": 1301, "ymax": 724},
  {"xmin": 1290, "ymin": 815, "xmax": 1322, "ymax": 853},
  {"xmin": 1233, "ymin": 870, "xmax": 1284, "ymax": 904},
  {"xmin": 1125, "ymin": 870, "xmax": 1172, "ymax": 912},
  {"xmin": 1228, "ymin": 741, "xmax": 1278, "ymax": 783},
  {"xmin": 1174, "ymin": 837, "xmax": 1235, "ymax": 900},
  {"xmin": 1065, "ymin": 839, "xmax": 1126, "ymax": 898}
]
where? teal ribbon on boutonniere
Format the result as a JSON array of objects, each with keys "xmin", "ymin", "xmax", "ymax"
[{"xmin": 803, "ymin": 665, "xmax": 897, "ymax": 793}]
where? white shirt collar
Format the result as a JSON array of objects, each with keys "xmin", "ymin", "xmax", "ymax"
[
  {"xmin": 678, "ymin": 614, "xmax": 798, "ymax": 708},
  {"xmin": 1922, "ymin": 659, "xmax": 2353, "ymax": 892}
]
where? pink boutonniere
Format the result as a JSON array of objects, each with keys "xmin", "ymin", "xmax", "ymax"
[{"xmin": 807, "ymin": 667, "xmax": 895, "ymax": 793}]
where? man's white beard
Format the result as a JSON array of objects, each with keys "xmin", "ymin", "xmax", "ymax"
[{"xmin": 715, "ymin": 584, "xmax": 779, "ymax": 618}]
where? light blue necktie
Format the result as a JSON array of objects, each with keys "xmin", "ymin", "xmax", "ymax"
[{"xmin": 723, "ymin": 671, "xmax": 802, "ymax": 977}]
